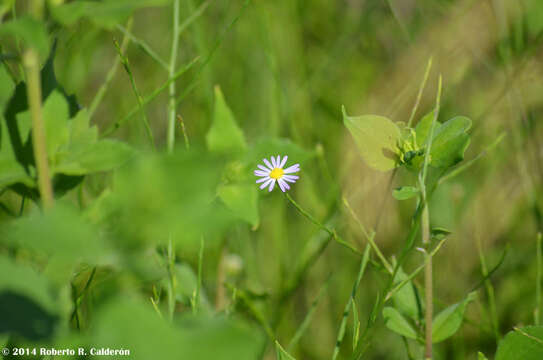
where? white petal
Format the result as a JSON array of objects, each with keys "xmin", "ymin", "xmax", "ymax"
[
  {"xmin": 257, "ymin": 164, "xmax": 271, "ymax": 173},
  {"xmin": 284, "ymin": 164, "xmax": 300, "ymax": 174},
  {"xmin": 254, "ymin": 170, "xmax": 269, "ymax": 176},
  {"xmin": 263, "ymin": 158, "xmax": 273, "ymax": 170},
  {"xmin": 256, "ymin": 176, "xmax": 270, "ymax": 184},
  {"xmin": 279, "ymin": 155, "xmax": 288, "ymax": 168},
  {"xmin": 278, "ymin": 178, "xmax": 290, "ymax": 192},
  {"xmin": 276, "ymin": 155, "xmax": 281, "ymax": 168},
  {"xmin": 271, "ymin": 156, "xmax": 277, "ymax": 168},
  {"xmin": 268, "ymin": 179, "xmax": 276, "ymax": 192},
  {"xmin": 260, "ymin": 178, "xmax": 273, "ymax": 189},
  {"xmin": 283, "ymin": 175, "xmax": 298, "ymax": 183}
]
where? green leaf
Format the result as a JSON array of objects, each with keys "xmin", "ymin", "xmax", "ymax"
[
  {"xmin": 478, "ymin": 352, "xmax": 489, "ymax": 360},
  {"xmin": 0, "ymin": 255, "xmax": 59, "ymax": 341},
  {"xmin": 392, "ymin": 186, "xmax": 419, "ymax": 200},
  {"xmin": 342, "ymin": 106, "xmax": 401, "ymax": 171},
  {"xmin": 3, "ymin": 204, "xmax": 114, "ymax": 267},
  {"xmin": 51, "ymin": 0, "xmax": 171, "ymax": 29},
  {"xmin": 54, "ymin": 140, "xmax": 135, "ymax": 176},
  {"xmin": 206, "ymin": 85, "xmax": 247, "ymax": 154},
  {"xmin": 43, "ymin": 91, "xmax": 70, "ymax": 156},
  {"xmin": 432, "ymin": 291, "xmax": 477, "ymax": 343},
  {"xmin": 92, "ymin": 297, "xmax": 264, "ymax": 360},
  {"xmin": 430, "ymin": 116, "xmax": 472, "ymax": 169},
  {"xmin": 391, "ymin": 266, "xmax": 420, "ymax": 320},
  {"xmin": 496, "ymin": 326, "xmax": 543, "ymax": 360},
  {"xmin": 382, "ymin": 307, "xmax": 418, "ymax": 339},
  {"xmin": 276, "ymin": 341, "xmax": 297, "ymax": 360},
  {"xmin": 0, "ymin": 119, "xmax": 34, "ymax": 188},
  {"xmin": 415, "ymin": 110, "xmax": 440, "ymax": 147},
  {"xmin": 0, "ymin": 17, "xmax": 49, "ymax": 58},
  {"xmin": 218, "ymin": 183, "xmax": 259, "ymax": 227}
]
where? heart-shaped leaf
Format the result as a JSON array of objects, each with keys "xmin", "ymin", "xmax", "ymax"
[{"xmin": 343, "ymin": 106, "xmax": 401, "ymax": 171}]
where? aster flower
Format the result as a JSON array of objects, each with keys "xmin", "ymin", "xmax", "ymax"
[{"xmin": 254, "ymin": 155, "xmax": 300, "ymax": 192}]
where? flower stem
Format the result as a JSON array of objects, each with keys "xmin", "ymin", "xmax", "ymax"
[
  {"xmin": 23, "ymin": 49, "xmax": 54, "ymax": 209},
  {"xmin": 167, "ymin": 0, "xmax": 181, "ymax": 153},
  {"xmin": 285, "ymin": 193, "xmax": 361, "ymax": 256}
]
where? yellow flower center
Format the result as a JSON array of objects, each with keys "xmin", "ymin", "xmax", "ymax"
[{"xmin": 270, "ymin": 167, "xmax": 284, "ymax": 179}]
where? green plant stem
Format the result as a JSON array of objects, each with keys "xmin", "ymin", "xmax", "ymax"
[
  {"xmin": 536, "ymin": 232, "xmax": 542, "ymax": 325},
  {"xmin": 167, "ymin": 0, "xmax": 181, "ymax": 153},
  {"xmin": 476, "ymin": 236, "xmax": 499, "ymax": 341},
  {"xmin": 102, "ymin": 56, "xmax": 199, "ymax": 137},
  {"xmin": 166, "ymin": 235, "xmax": 176, "ymax": 321},
  {"xmin": 343, "ymin": 196, "xmax": 393, "ymax": 273},
  {"xmin": 178, "ymin": 0, "xmax": 211, "ymax": 36},
  {"xmin": 407, "ymin": 57, "xmax": 433, "ymax": 128},
  {"xmin": 23, "ymin": 49, "xmax": 54, "ymax": 209},
  {"xmin": 332, "ymin": 244, "xmax": 371, "ymax": 360},
  {"xmin": 419, "ymin": 74, "xmax": 442, "ymax": 360},
  {"xmin": 116, "ymin": 25, "xmax": 169, "ymax": 70},
  {"xmin": 178, "ymin": 115, "xmax": 190, "ymax": 149},
  {"xmin": 192, "ymin": 237, "xmax": 204, "ymax": 314},
  {"xmin": 113, "ymin": 40, "xmax": 155, "ymax": 148},
  {"xmin": 89, "ymin": 19, "xmax": 133, "ymax": 119},
  {"xmin": 285, "ymin": 193, "xmax": 361, "ymax": 256}
]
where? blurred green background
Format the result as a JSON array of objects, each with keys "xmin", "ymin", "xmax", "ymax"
[{"xmin": 1, "ymin": 0, "xmax": 543, "ymax": 359}]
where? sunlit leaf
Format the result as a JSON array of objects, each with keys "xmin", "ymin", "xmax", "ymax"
[
  {"xmin": 206, "ymin": 86, "xmax": 247, "ymax": 155},
  {"xmin": 391, "ymin": 266, "xmax": 420, "ymax": 320},
  {"xmin": 382, "ymin": 307, "xmax": 418, "ymax": 339},
  {"xmin": 392, "ymin": 186, "xmax": 419, "ymax": 200},
  {"xmin": 432, "ymin": 291, "xmax": 477, "ymax": 343},
  {"xmin": 218, "ymin": 183, "xmax": 259, "ymax": 227},
  {"xmin": 496, "ymin": 326, "xmax": 543, "ymax": 360},
  {"xmin": 342, "ymin": 106, "xmax": 401, "ymax": 171},
  {"xmin": 430, "ymin": 116, "xmax": 472, "ymax": 169},
  {"xmin": 0, "ymin": 17, "xmax": 49, "ymax": 58}
]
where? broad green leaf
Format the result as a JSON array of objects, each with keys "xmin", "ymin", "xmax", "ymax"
[
  {"xmin": 0, "ymin": 255, "xmax": 59, "ymax": 341},
  {"xmin": 392, "ymin": 186, "xmax": 419, "ymax": 200},
  {"xmin": 382, "ymin": 307, "xmax": 418, "ymax": 339},
  {"xmin": 342, "ymin": 106, "xmax": 401, "ymax": 171},
  {"xmin": 415, "ymin": 110, "xmax": 440, "ymax": 147},
  {"xmin": 432, "ymin": 291, "xmax": 477, "ymax": 343},
  {"xmin": 0, "ymin": 119, "xmax": 34, "ymax": 188},
  {"xmin": 51, "ymin": 0, "xmax": 171, "ymax": 29},
  {"xmin": 172, "ymin": 263, "xmax": 211, "ymax": 311},
  {"xmin": 0, "ymin": 17, "xmax": 49, "ymax": 58},
  {"xmin": 275, "ymin": 341, "xmax": 297, "ymax": 360},
  {"xmin": 430, "ymin": 116, "xmax": 472, "ymax": 169},
  {"xmin": 68, "ymin": 109, "xmax": 98, "ymax": 148},
  {"xmin": 206, "ymin": 86, "xmax": 247, "ymax": 154},
  {"xmin": 92, "ymin": 297, "xmax": 264, "ymax": 360},
  {"xmin": 43, "ymin": 91, "xmax": 70, "ymax": 156},
  {"xmin": 54, "ymin": 139, "xmax": 134, "ymax": 176},
  {"xmin": 496, "ymin": 326, "xmax": 543, "ymax": 360},
  {"xmin": 391, "ymin": 266, "xmax": 420, "ymax": 320},
  {"xmin": 478, "ymin": 352, "xmax": 489, "ymax": 360},
  {"xmin": 218, "ymin": 183, "xmax": 259, "ymax": 227},
  {"xmin": 3, "ymin": 204, "xmax": 115, "ymax": 267}
]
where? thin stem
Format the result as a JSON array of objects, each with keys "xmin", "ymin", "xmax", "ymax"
[
  {"xmin": 419, "ymin": 74, "xmax": 442, "ymax": 360},
  {"xmin": 177, "ymin": 115, "xmax": 190, "ymax": 149},
  {"xmin": 167, "ymin": 0, "xmax": 181, "ymax": 153},
  {"xmin": 23, "ymin": 49, "xmax": 54, "ymax": 209},
  {"xmin": 178, "ymin": 0, "xmax": 211, "ymax": 36},
  {"xmin": 115, "ymin": 25, "xmax": 169, "ymax": 70},
  {"xmin": 102, "ymin": 56, "xmax": 199, "ymax": 137},
  {"xmin": 89, "ymin": 19, "xmax": 133, "ymax": 119},
  {"xmin": 166, "ymin": 235, "xmax": 176, "ymax": 321},
  {"xmin": 407, "ymin": 57, "xmax": 433, "ymax": 128},
  {"xmin": 113, "ymin": 40, "xmax": 155, "ymax": 148},
  {"xmin": 536, "ymin": 232, "xmax": 542, "ymax": 325},
  {"xmin": 285, "ymin": 193, "xmax": 361, "ymax": 256},
  {"xmin": 476, "ymin": 235, "xmax": 499, "ymax": 340},
  {"xmin": 192, "ymin": 237, "xmax": 204, "ymax": 314},
  {"xmin": 343, "ymin": 196, "xmax": 393, "ymax": 274}
]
